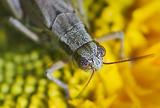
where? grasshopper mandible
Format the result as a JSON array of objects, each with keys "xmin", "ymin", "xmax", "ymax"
[{"xmin": 2, "ymin": 0, "xmax": 151, "ymax": 98}]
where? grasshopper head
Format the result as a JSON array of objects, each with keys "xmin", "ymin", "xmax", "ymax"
[{"xmin": 73, "ymin": 41, "xmax": 105, "ymax": 70}]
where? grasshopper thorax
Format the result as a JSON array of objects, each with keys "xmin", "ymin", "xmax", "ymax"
[{"xmin": 73, "ymin": 41, "xmax": 106, "ymax": 70}]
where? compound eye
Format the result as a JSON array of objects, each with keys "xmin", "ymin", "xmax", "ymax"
[
  {"xmin": 80, "ymin": 57, "xmax": 90, "ymax": 69},
  {"xmin": 97, "ymin": 46, "xmax": 106, "ymax": 57}
]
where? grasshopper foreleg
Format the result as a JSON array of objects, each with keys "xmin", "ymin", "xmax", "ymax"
[
  {"xmin": 46, "ymin": 61, "xmax": 70, "ymax": 98},
  {"xmin": 96, "ymin": 31, "xmax": 125, "ymax": 58}
]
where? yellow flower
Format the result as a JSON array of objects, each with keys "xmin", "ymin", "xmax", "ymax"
[{"xmin": 68, "ymin": 0, "xmax": 160, "ymax": 108}]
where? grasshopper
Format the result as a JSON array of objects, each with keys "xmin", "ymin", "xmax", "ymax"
[{"xmin": 2, "ymin": 0, "xmax": 150, "ymax": 98}]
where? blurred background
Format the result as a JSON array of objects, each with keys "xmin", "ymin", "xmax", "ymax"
[{"xmin": 0, "ymin": 0, "xmax": 160, "ymax": 108}]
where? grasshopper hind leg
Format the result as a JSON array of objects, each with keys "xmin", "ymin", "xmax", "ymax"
[
  {"xmin": 6, "ymin": 0, "xmax": 23, "ymax": 19},
  {"xmin": 46, "ymin": 61, "xmax": 70, "ymax": 99},
  {"xmin": 96, "ymin": 31, "xmax": 125, "ymax": 59},
  {"xmin": 9, "ymin": 17, "xmax": 39, "ymax": 43}
]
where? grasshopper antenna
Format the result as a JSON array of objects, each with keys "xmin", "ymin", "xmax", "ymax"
[
  {"xmin": 75, "ymin": 67, "xmax": 95, "ymax": 98},
  {"xmin": 74, "ymin": 54, "xmax": 154, "ymax": 98},
  {"xmin": 103, "ymin": 54, "xmax": 154, "ymax": 65}
]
